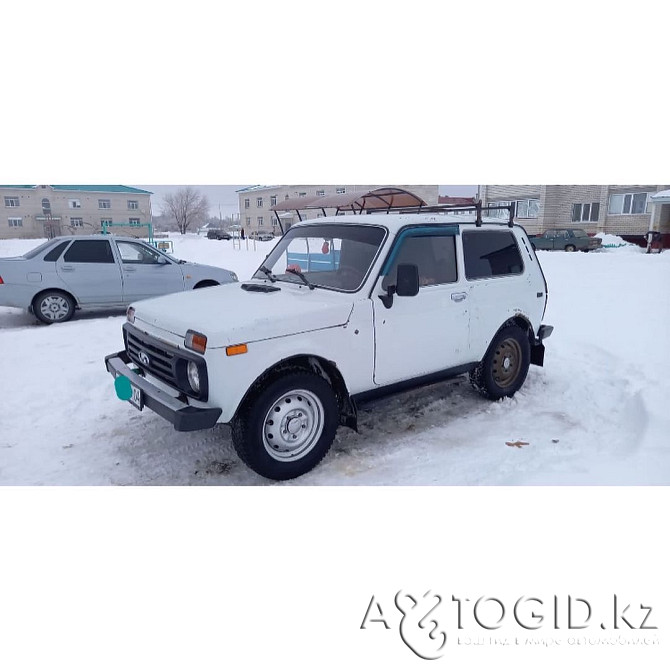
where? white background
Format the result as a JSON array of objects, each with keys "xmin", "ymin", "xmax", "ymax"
[{"xmin": 1, "ymin": 1, "xmax": 668, "ymax": 668}]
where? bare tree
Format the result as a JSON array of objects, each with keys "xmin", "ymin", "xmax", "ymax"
[{"xmin": 162, "ymin": 187, "xmax": 210, "ymax": 235}]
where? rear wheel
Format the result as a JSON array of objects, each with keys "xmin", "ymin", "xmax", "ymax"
[
  {"xmin": 32, "ymin": 290, "xmax": 75, "ymax": 324},
  {"xmin": 470, "ymin": 325, "xmax": 531, "ymax": 400},
  {"xmin": 565, "ymin": 244, "xmax": 576, "ymax": 252},
  {"xmin": 232, "ymin": 370, "xmax": 339, "ymax": 480}
]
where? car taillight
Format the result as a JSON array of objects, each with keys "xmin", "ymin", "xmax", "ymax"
[{"xmin": 0, "ymin": 276, "xmax": 4, "ymax": 284}]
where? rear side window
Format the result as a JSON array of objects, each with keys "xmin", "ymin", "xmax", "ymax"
[
  {"xmin": 43, "ymin": 240, "xmax": 70, "ymax": 262},
  {"xmin": 463, "ymin": 231, "xmax": 524, "ymax": 280},
  {"xmin": 63, "ymin": 240, "xmax": 115, "ymax": 264}
]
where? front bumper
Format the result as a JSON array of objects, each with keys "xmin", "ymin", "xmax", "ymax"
[{"xmin": 105, "ymin": 350, "xmax": 222, "ymax": 432}]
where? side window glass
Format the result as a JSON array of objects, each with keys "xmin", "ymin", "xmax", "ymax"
[
  {"xmin": 43, "ymin": 240, "xmax": 71, "ymax": 262},
  {"xmin": 463, "ymin": 231, "xmax": 524, "ymax": 279},
  {"xmin": 383, "ymin": 234, "xmax": 458, "ymax": 290},
  {"xmin": 63, "ymin": 240, "xmax": 114, "ymax": 264},
  {"xmin": 117, "ymin": 241, "xmax": 163, "ymax": 264}
]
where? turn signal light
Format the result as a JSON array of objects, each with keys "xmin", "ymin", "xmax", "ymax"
[
  {"xmin": 226, "ymin": 344, "xmax": 248, "ymax": 356},
  {"xmin": 185, "ymin": 330, "xmax": 207, "ymax": 353}
]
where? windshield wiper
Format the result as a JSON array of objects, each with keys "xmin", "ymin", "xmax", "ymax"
[
  {"xmin": 286, "ymin": 267, "xmax": 315, "ymax": 290},
  {"xmin": 258, "ymin": 264, "xmax": 278, "ymax": 282}
]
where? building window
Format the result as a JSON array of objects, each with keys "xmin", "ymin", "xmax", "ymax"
[
  {"xmin": 98, "ymin": 199, "xmax": 111, "ymax": 209},
  {"xmin": 270, "ymin": 195, "xmax": 277, "ymax": 206},
  {"xmin": 298, "ymin": 192, "xmax": 307, "ymax": 197},
  {"xmin": 244, "ymin": 198, "xmax": 250, "ymax": 209},
  {"xmin": 487, "ymin": 201, "xmax": 513, "ymax": 218},
  {"xmin": 69, "ymin": 199, "xmax": 81, "ymax": 209},
  {"xmin": 101, "ymin": 218, "xmax": 113, "ymax": 226},
  {"xmin": 4, "ymin": 196, "xmax": 20, "ymax": 207},
  {"xmin": 272, "ymin": 219, "xmax": 278, "ymax": 228},
  {"xmin": 316, "ymin": 190, "xmax": 325, "ymax": 196},
  {"xmin": 8, "ymin": 217, "xmax": 23, "ymax": 227},
  {"xmin": 257, "ymin": 197, "xmax": 263, "ymax": 207},
  {"xmin": 245, "ymin": 217, "xmax": 251, "ymax": 225},
  {"xmin": 571, "ymin": 202, "xmax": 600, "ymax": 223},
  {"xmin": 70, "ymin": 217, "xmax": 84, "ymax": 227},
  {"xmin": 608, "ymin": 192, "xmax": 650, "ymax": 215},
  {"xmin": 257, "ymin": 216, "xmax": 263, "ymax": 226},
  {"xmin": 513, "ymin": 199, "xmax": 539, "ymax": 219},
  {"xmin": 129, "ymin": 217, "xmax": 141, "ymax": 225},
  {"xmin": 285, "ymin": 194, "xmax": 290, "ymax": 200},
  {"xmin": 127, "ymin": 200, "xmax": 139, "ymax": 210},
  {"xmin": 42, "ymin": 198, "xmax": 51, "ymax": 213},
  {"xmin": 336, "ymin": 187, "xmax": 346, "ymax": 194}
]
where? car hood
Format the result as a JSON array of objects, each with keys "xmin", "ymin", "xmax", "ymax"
[{"xmin": 132, "ymin": 280, "xmax": 354, "ymax": 348}]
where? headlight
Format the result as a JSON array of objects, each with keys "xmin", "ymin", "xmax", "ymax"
[
  {"xmin": 230, "ymin": 272, "xmax": 238, "ymax": 282},
  {"xmin": 127, "ymin": 306, "xmax": 135, "ymax": 323},
  {"xmin": 187, "ymin": 361, "xmax": 200, "ymax": 394}
]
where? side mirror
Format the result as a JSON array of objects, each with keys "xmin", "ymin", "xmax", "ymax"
[
  {"xmin": 396, "ymin": 263, "xmax": 419, "ymax": 297},
  {"xmin": 378, "ymin": 263, "xmax": 419, "ymax": 309}
]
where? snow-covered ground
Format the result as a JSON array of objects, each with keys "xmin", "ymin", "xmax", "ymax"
[{"xmin": 1, "ymin": 233, "xmax": 669, "ymax": 485}]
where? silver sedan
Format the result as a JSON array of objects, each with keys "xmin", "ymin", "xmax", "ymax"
[{"xmin": 0, "ymin": 235, "xmax": 238, "ymax": 324}]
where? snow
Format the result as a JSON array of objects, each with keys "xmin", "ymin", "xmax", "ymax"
[
  {"xmin": 1, "ymin": 234, "xmax": 669, "ymax": 485},
  {"xmin": 595, "ymin": 232, "xmax": 640, "ymax": 249}
]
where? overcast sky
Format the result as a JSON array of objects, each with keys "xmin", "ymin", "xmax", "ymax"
[{"xmin": 135, "ymin": 184, "xmax": 479, "ymax": 218}]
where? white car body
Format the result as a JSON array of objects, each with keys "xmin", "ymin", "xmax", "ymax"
[{"xmin": 105, "ymin": 212, "xmax": 553, "ymax": 479}]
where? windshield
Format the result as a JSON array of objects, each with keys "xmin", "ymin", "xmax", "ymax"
[{"xmin": 253, "ymin": 223, "xmax": 386, "ymax": 291}]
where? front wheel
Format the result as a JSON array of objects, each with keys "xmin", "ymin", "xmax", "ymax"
[
  {"xmin": 469, "ymin": 325, "xmax": 531, "ymax": 400},
  {"xmin": 231, "ymin": 370, "xmax": 339, "ymax": 480},
  {"xmin": 32, "ymin": 290, "xmax": 75, "ymax": 324}
]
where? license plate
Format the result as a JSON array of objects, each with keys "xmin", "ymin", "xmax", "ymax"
[{"xmin": 129, "ymin": 384, "xmax": 143, "ymax": 410}]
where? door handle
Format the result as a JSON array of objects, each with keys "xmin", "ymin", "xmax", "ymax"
[
  {"xmin": 60, "ymin": 265, "xmax": 74, "ymax": 272},
  {"xmin": 451, "ymin": 292, "xmax": 467, "ymax": 302},
  {"xmin": 124, "ymin": 266, "xmax": 137, "ymax": 272}
]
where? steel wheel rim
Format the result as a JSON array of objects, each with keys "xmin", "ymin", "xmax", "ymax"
[
  {"xmin": 40, "ymin": 295, "xmax": 69, "ymax": 321},
  {"xmin": 262, "ymin": 389, "xmax": 325, "ymax": 462},
  {"xmin": 492, "ymin": 338, "xmax": 522, "ymax": 388}
]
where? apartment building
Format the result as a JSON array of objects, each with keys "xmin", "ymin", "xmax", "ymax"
[
  {"xmin": 0, "ymin": 185, "xmax": 153, "ymax": 239},
  {"xmin": 479, "ymin": 185, "xmax": 670, "ymax": 240},
  {"xmin": 236, "ymin": 185, "xmax": 439, "ymax": 235}
]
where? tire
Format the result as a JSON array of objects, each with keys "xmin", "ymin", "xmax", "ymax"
[
  {"xmin": 469, "ymin": 325, "xmax": 531, "ymax": 400},
  {"xmin": 565, "ymin": 244, "xmax": 576, "ymax": 252},
  {"xmin": 32, "ymin": 290, "xmax": 75, "ymax": 324},
  {"xmin": 232, "ymin": 370, "xmax": 339, "ymax": 480}
]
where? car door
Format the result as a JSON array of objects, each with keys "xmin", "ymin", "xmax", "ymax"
[
  {"xmin": 55, "ymin": 238, "xmax": 123, "ymax": 305},
  {"xmin": 115, "ymin": 240, "xmax": 184, "ymax": 302},
  {"xmin": 372, "ymin": 227, "xmax": 471, "ymax": 386}
]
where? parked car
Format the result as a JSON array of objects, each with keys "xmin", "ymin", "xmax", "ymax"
[
  {"xmin": 0, "ymin": 235, "xmax": 238, "ymax": 324},
  {"xmin": 105, "ymin": 212, "xmax": 553, "ymax": 480},
  {"xmin": 528, "ymin": 228, "xmax": 602, "ymax": 252},
  {"xmin": 206, "ymin": 229, "xmax": 232, "ymax": 240},
  {"xmin": 249, "ymin": 230, "xmax": 275, "ymax": 241}
]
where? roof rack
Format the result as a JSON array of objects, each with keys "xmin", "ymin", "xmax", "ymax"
[{"xmin": 390, "ymin": 202, "xmax": 515, "ymax": 227}]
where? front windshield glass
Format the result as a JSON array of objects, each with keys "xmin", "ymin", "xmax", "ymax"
[{"xmin": 254, "ymin": 223, "xmax": 386, "ymax": 291}]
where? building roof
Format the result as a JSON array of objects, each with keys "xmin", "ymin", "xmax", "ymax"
[
  {"xmin": 271, "ymin": 187, "xmax": 427, "ymax": 214},
  {"xmin": 0, "ymin": 185, "xmax": 152, "ymax": 194}
]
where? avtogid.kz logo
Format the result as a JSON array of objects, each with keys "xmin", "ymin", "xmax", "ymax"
[{"xmin": 360, "ymin": 591, "xmax": 659, "ymax": 659}]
